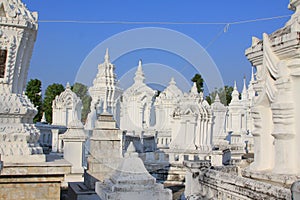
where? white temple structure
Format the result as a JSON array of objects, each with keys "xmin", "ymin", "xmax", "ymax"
[
  {"xmin": 116, "ymin": 60, "xmax": 256, "ymax": 167},
  {"xmin": 52, "ymin": 82, "xmax": 83, "ymax": 126},
  {"xmin": 5, "ymin": 0, "xmax": 299, "ymax": 198},
  {"xmin": 228, "ymin": 77, "xmax": 255, "ymax": 136},
  {"xmin": 245, "ymin": 0, "xmax": 300, "ymax": 175},
  {"xmin": 227, "ymin": 81, "xmax": 245, "ymax": 138},
  {"xmin": 61, "ymin": 105, "xmax": 86, "ymax": 182},
  {"xmin": 154, "ymin": 77, "xmax": 183, "ymax": 148},
  {"xmin": 0, "ymin": 0, "xmax": 44, "ymax": 163},
  {"xmin": 84, "ymin": 111, "xmax": 123, "ymax": 190},
  {"xmin": 211, "ymin": 94, "xmax": 227, "ymax": 147},
  {"xmin": 226, "ymin": 81, "xmax": 248, "ymax": 159},
  {"xmin": 120, "ymin": 60, "xmax": 157, "ymax": 133},
  {"xmin": 0, "ymin": 1, "xmax": 72, "ymax": 199},
  {"xmin": 81, "ymin": 50, "xmax": 257, "ymax": 166},
  {"xmin": 169, "ymin": 83, "xmax": 213, "ymax": 152},
  {"xmin": 56, "ymin": 84, "xmax": 86, "ymax": 180},
  {"xmin": 85, "ymin": 49, "xmax": 122, "ymax": 129},
  {"xmin": 226, "ymin": 76, "xmax": 255, "ymax": 158}
]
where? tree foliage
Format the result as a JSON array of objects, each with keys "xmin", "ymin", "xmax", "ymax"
[
  {"xmin": 43, "ymin": 83, "xmax": 65, "ymax": 123},
  {"xmin": 191, "ymin": 73, "xmax": 204, "ymax": 93},
  {"xmin": 224, "ymin": 86, "xmax": 234, "ymax": 105},
  {"xmin": 71, "ymin": 82, "xmax": 92, "ymax": 123},
  {"xmin": 206, "ymin": 86, "xmax": 234, "ymax": 106},
  {"xmin": 25, "ymin": 79, "xmax": 43, "ymax": 123}
]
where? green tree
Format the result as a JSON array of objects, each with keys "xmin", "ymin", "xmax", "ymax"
[
  {"xmin": 224, "ymin": 85, "xmax": 234, "ymax": 105},
  {"xmin": 71, "ymin": 82, "xmax": 92, "ymax": 123},
  {"xmin": 206, "ymin": 86, "xmax": 234, "ymax": 106},
  {"xmin": 191, "ymin": 73, "xmax": 204, "ymax": 93},
  {"xmin": 205, "ymin": 95, "xmax": 213, "ymax": 105},
  {"xmin": 43, "ymin": 83, "xmax": 65, "ymax": 123},
  {"xmin": 25, "ymin": 79, "xmax": 43, "ymax": 123}
]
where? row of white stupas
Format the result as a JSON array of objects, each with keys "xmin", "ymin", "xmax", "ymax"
[{"xmin": 67, "ymin": 48, "xmax": 257, "ymax": 155}]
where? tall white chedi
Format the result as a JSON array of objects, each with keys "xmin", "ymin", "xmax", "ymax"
[
  {"xmin": 227, "ymin": 81, "xmax": 246, "ymax": 144},
  {"xmin": 85, "ymin": 49, "xmax": 122, "ymax": 129},
  {"xmin": 120, "ymin": 60, "xmax": 157, "ymax": 132},
  {"xmin": 0, "ymin": 0, "xmax": 45, "ymax": 162},
  {"xmin": 154, "ymin": 77, "xmax": 183, "ymax": 147},
  {"xmin": 211, "ymin": 93, "xmax": 227, "ymax": 146},
  {"xmin": 245, "ymin": 68, "xmax": 256, "ymax": 134},
  {"xmin": 245, "ymin": 0, "xmax": 300, "ymax": 174}
]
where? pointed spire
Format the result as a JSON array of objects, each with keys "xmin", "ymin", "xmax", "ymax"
[
  {"xmin": 169, "ymin": 77, "xmax": 176, "ymax": 86},
  {"xmin": 66, "ymin": 82, "xmax": 71, "ymax": 90},
  {"xmin": 243, "ymin": 76, "xmax": 247, "ymax": 91},
  {"xmin": 231, "ymin": 81, "xmax": 239, "ymax": 102},
  {"xmin": 104, "ymin": 48, "xmax": 110, "ymax": 63},
  {"xmin": 248, "ymin": 67, "xmax": 256, "ymax": 100},
  {"xmin": 250, "ymin": 67, "xmax": 255, "ymax": 82},
  {"xmin": 138, "ymin": 59, "xmax": 142, "ymax": 70},
  {"xmin": 134, "ymin": 59, "xmax": 145, "ymax": 83},
  {"xmin": 215, "ymin": 93, "xmax": 220, "ymax": 103},
  {"xmin": 234, "ymin": 81, "xmax": 237, "ymax": 90},
  {"xmin": 41, "ymin": 112, "xmax": 47, "ymax": 123},
  {"xmin": 252, "ymin": 36, "xmax": 260, "ymax": 46},
  {"xmin": 242, "ymin": 77, "xmax": 248, "ymax": 101},
  {"xmin": 191, "ymin": 82, "xmax": 198, "ymax": 94}
]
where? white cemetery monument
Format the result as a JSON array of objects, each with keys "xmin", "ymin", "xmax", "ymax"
[
  {"xmin": 154, "ymin": 77, "xmax": 183, "ymax": 148},
  {"xmin": 169, "ymin": 83, "xmax": 213, "ymax": 152},
  {"xmin": 52, "ymin": 82, "xmax": 82, "ymax": 126},
  {"xmin": 245, "ymin": 0, "xmax": 300, "ymax": 175},
  {"xmin": 95, "ymin": 141, "xmax": 172, "ymax": 200},
  {"xmin": 210, "ymin": 94, "xmax": 227, "ymax": 147},
  {"xmin": 61, "ymin": 88, "xmax": 86, "ymax": 181},
  {"xmin": 85, "ymin": 109, "xmax": 123, "ymax": 190},
  {"xmin": 0, "ymin": 0, "xmax": 45, "ymax": 163},
  {"xmin": 86, "ymin": 49, "xmax": 122, "ymax": 130},
  {"xmin": 0, "ymin": 1, "xmax": 72, "ymax": 199},
  {"xmin": 120, "ymin": 60, "xmax": 157, "ymax": 133}
]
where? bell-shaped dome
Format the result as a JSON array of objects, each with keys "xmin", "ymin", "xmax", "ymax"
[{"xmin": 158, "ymin": 77, "xmax": 183, "ymax": 100}]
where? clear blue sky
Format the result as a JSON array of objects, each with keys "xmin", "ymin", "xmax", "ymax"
[{"xmin": 23, "ymin": 0, "xmax": 293, "ymax": 95}]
